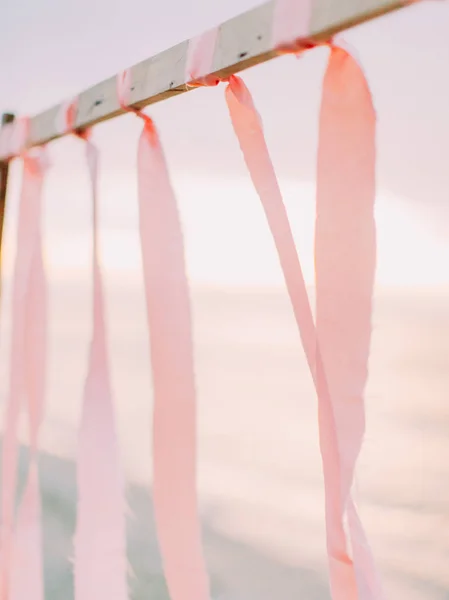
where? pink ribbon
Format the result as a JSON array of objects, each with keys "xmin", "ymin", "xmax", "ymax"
[
  {"xmin": 117, "ymin": 73, "xmax": 210, "ymax": 600},
  {"xmin": 186, "ymin": 29, "xmax": 219, "ymax": 86},
  {"xmin": 0, "ymin": 126, "xmax": 48, "ymax": 600},
  {"xmin": 185, "ymin": 20, "xmax": 382, "ymax": 596},
  {"xmin": 315, "ymin": 46, "xmax": 383, "ymax": 599},
  {"xmin": 223, "ymin": 72, "xmax": 348, "ymax": 593},
  {"xmin": 224, "ymin": 51, "xmax": 383, "ymax": 598},
  {"xmin": 9, "ymin": 149, "xmax": 48, "ymax": 600},
  {"xmin": 224, "ymin": 75, "xmax": 318, "ymax": 369},
  {"xmin": 272, "ymin": 0, "xmax": 313, "ymax": 52},
  {"xmin": 58, "ymin": 102, "xmax": 128, "ymax": 600}
]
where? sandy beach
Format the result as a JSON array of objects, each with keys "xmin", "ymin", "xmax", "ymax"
[{"xmin": 1, "ymin": 279, "xmax": 448, "ymax": 599}]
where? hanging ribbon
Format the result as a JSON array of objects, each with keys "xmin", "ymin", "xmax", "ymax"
[
  {"xmin": 60, "ymin": 102, "xmax": 129, "ymax": 600},
  {"xmin": 224, "ymin": 76, "xmax": 318, "ymax": 370},
  {"xmin": 9, "ymin": 148, "xmax": 48, "ymax": 600},
  {"xmin": 315, "ymin": 46, "xmax": 383, "ymax": 599},
  {"xmin": 225, "ymin": 54, "xmax": 383, "ymax": 599},
  {"xmin": 117, "ymin": 73, "xmax": 210, "ymax": 600},
  {"xmin": 186, "ymin": 22, "xmax": 383, "ymax": 598},
  {"xmin": 226, "ymin": 64, "xmax": 384, "ymax": 600},
  {"xmin": 0, "ymin": 118, "xmax": 48, "ymax": 600},
  {"xmin": 223, "ymin": 73, "xmax": 356, "ymax": 598}
]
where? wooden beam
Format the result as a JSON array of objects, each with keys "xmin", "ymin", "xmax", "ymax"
[{"xmin": 0, "ymin": 0, "xmax": 411, "ymax": 160}]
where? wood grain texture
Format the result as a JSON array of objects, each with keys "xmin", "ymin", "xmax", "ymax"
[{"xmin": 0, "ymin": 0, "xmax": 410, "ymax": 160}]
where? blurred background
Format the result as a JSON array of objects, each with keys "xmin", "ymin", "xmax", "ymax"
[{"xmin": 0, "ymin": 0, "xmax": 448, "ymax": 598}]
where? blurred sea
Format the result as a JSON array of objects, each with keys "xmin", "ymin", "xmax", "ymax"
[{"xmin": 1, "ymin": 278, "xmax": 447, "ymax": 600}]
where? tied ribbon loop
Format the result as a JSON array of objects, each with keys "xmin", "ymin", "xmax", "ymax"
[
  {"xmin": 116, "ymin": 70, "xmax": 210, "ymax": 600},
  {"xmin": 272, "ymin": 0, "xmax": 336, "ymax": 57},
  {"xmin": 117, "ymin": 70, "xmax": 153, "ymax": 126},
  {"xmin": 272, "ymin": 0, "xmax": 312, "ymax": 46},
  {"xmin": 185, "ymin": 28, "xmax": 221, "ymax": 88},
  {"xmin": 0, "ymin": 143, "xmax": 48, "ymax": 600},
  {"xmin": 59, "ymin": 96, "xmax": 91, "ymax": 140},
  {"xmin": 272, "ymin": 0, "xmax": 320, "ymax": 56},
  {"xmin": 61, "ymin": 99, "xmax": 129, "ymax": 600}
]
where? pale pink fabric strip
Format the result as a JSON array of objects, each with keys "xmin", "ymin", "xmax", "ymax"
[
  {"xmin": 116, "ymin": 70, "xmax": 210, "ymax": 600},
  {"xmin": 136, "ymin": 118, "xmax": 210, "ymax": 600},
  {"xmin": 185, "ymin": 28, "xmax": 219, "ymax": 83},
  {"xmin": 224, "ymin": 76, "xmax": 318, "ymax": 373},
  {"xmin": 224, "ymin": 65, "xmax": 383, "ymax": 598},
  {"xmin": 272, "ymin": 0, "xmax": 312, "ymax": 48},
  {"xmin": 0, "ymin": 142, "xmax": 47, "ymax": 600},
  {"xmin": 73, "ymin": 136, "xmax": 128, "ymax": 600},
  {"xmin": 56, "ymin": 97, "xmax": 79, "ymax": 136},
  {"xmin": 10, "ymin": 148, "xmax": 48, "ymax": 600},
  {"xmin": 185, "ymin": 26, "xmax": 363, "ymax": 600},
  {"xmin": 316, "ymin": 46, "xmax": 384, "ymax": 599},
  {"xmin": 223, "ymin": 74, "xmax": 352, "ymax": 596},
  {"xmin": 117, "ymin": 71, "xmax": 133, "ymax": 107}
]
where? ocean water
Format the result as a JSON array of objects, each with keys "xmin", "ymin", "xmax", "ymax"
[{"xmin": 1, "ymin": 280, "xmax": 448, "ymax": 599}]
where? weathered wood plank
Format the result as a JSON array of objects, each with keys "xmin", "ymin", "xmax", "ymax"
[{"xmin": 0, "ymin": 0, "xmax": 410, "ymax": 160}]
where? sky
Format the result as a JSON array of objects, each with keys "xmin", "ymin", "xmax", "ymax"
[{"xmin": 0, "ymin": 0, "xmax": 448, "ymax": 287}]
